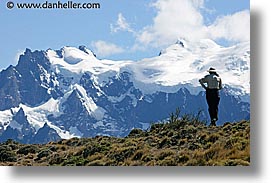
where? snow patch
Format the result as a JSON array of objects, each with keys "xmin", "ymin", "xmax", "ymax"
[
  {"xmin": 46, "ymin": 40, "xmax": 249, "ymax": 101},
  {"xmin": 73, "ymin": 84, "xmax": 106, "ymax": 120}
]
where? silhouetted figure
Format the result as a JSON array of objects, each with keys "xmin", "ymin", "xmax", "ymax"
[{"xmin": 199, "ymin": 68, "xmax": 222, "ymax": 126}]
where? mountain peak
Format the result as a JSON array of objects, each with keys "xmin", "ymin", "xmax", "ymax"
[
  {"xmin": 197, "ymin": 39, "xmax": 221, "ymax": 49},
  {"xmin": 174, "ymin": 38, "xmax": 220, "ymax": 50},
  {"xmin": 175, "ymin": 38, "xmax": 187, "ymax": 47},
  {"xmin": 47, "ymin": 46, "xmax": 97, "ymax": 65},
  {"xmin": 24, "ymin": 48, "xmax": 32, "ymax": 55},
  {"xmin": 78, "ymin": 45, "xmax": 96, "ymax": 57},
  {"xmin": 33, "ymin": 123, "xmax": 61, "ymax": 144}
]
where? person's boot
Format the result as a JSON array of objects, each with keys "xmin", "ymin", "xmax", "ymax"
[{"xmin": 210, "ymin": 118, "xmax": 217, "ymax": 126}]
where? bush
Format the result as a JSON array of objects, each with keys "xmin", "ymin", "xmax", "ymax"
[
  {"xmin": 131, "ymin": 150, "xmax": 144, "ymax": 161},
  {"xmin": 178, "ymin": 154, "xmax": 190, "ymax": 164},
  {"xmin": 141, "ymin": 154, "xmax": 153, "ymax": 162},
  {"xmin": 3, "ymin": 139, "xmax": 19, "ymax": 145},
  {"xmin": 158, "ymin": 156, "xmax": 177, "ymax": 166},
  {"xmin": 0, "ymin": 146, "xmax": 17, "ymax": 162},
  {"xmin": 204, "ymin": 147, "xmax": 219, "ymax": 161},
  {"xmin": 150, "ymin": 123, "xmax": 164, "ymax": 132},
  {"xmin": 188, "ymin": 142, "xmax": 201, "ymax": 150},
  {"xmin": 81, "ymin": 144, "xmax": 110, "ymax": 158},
  {"xmin": 61, "ymin": 156, "xmax": 88, "ymax": 166},
  {"xmin": 108, "ymin": 146, "xmax": 137, "ymax": 163},
  {"xmin": 36, "ymin": 149, "xmax": 52, "ymax": 160},
  {"xmin": 158, "ymin": 137, "xmax": 170, "ymax": 148},
  {"xmin": 17, "ymin": 145, "xmax": 39, "ymax": 155},
  {"xmin": 185, "ymin": 125, "xmax": 197, "ymax": 135},
  {"xmin": 49, "ymin": 146, "xmax": 58, "ymax": 152},
  {"xmin": 49, "ymin": 153, "xmax": 64, "ymax": 165},
  {"xmin": 206, "ymin": 133, "xmax": 220, "ymax": 143},
  {"xmin": 157, "ymin": 149, "xmax": 175, "ymax": 161},
  {"xmin": 64, "ymin": 137, "xmax": 80, "ymax": 146},
  {"xmin": 224, "ymin": 137, "xmax": 240, "ymax": 149},
  {"xmin": 128, "ymin": 128, "xmax": 144, "ymax": 137}
]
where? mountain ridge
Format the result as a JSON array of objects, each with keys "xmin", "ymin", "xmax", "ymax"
[{"xmin": 0, "ymin": 39, "xmax": 250, "ymax": 143}]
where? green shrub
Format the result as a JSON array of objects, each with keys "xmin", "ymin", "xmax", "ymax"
[
  {"xmin": 49, "ymin": 146, "xmax": 58, "ymax": 152},
  {"xmin": 224, "ymin": 137, "xmax": 240, "ymax": 149},
  {"xmin": 150, "ymin": 123, "xmax": 164, "ymax": 132},
  {"xmin": 81, "ymin": 144, "xmax": 110, "ymax": 158},
  {"xmin": 0, "ymin": 146, "xmax": 17, "ymax": 162},
  {"xmin": 158, "ymin": 156, "xmax": 177, "ymax": 166},
  {"xmin": 206, "ymin": 133, "xmax": 220, "ymax": 143},
  {"xmin": 204, "ymin": 148, "xmax": 219, "ymax": 161},
  {"xmin": 158, "ymin": 137, "xmax": 171, "ymax": 148},
  {"xmin": 186, "ymin": 158, "xmax": 206, "ymax": 166},
  {"xmin": 167, "ymin": 131, "xmax": 174, "ymax": 137},
  {"xmin": 64, "ymin": 137, "xmax": 80, "ymax": 146},
  {"xmin": 157, "ymin": 149, "xmax": 175, "ymax": 161},
  {"xmin": 141, "ymin": 154, "xmax": 153, "ymax": 162},
  {"xmin": 185, "ymin": 125, "xmax": 197, "ymax": 134},
  {"xmin": 168, "ymin": 107, "xmax": 181, "ymax": 124},
  {"xmin": 170, "ymin": 136, "xmax": 178, "ymax": 146},
  {"xmin": 178, "ymin": 154, "xmax": 190, "ymax": 164},
  {"xmin": 17, "ymin": 145, "xmax": 39, "ymax": 155},
  {"xmin": 49, "ymin": 153, "xmax": 64, "ymax": 165},
  {"xmin": 188, "ymin": 142, "xmax": 201, "ymax": 150},
  {"xmin": 197, "ymin": 133, "xmax": 208, "ymax": 145},
  {"xmin": 131, "ymin": 150, "xmax": 144, "ymax": 161},
  {"xmin": 108, "ymin": 146, "xmax": 137, "ymax": 163},
  {"xmin": 61, "ymin": 156, "xmax": 88, "ymax": 166},
  {"xmin": 179, "ymin": 138, "xmax": 187, "ymax": 146},
  {"xmin": 128, "ymin": 128, "xmax": 145, "ymax": 137},
  {"xmin": 36, "ymin": 149, "xmax": 52, "ymax": 160}
]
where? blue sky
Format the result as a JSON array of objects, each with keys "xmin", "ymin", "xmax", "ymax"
[{"xmin": 0, "ymin": 0, "xmax": 249, "ymax": 69}]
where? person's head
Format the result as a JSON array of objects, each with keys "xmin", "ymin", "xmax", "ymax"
[
  {"xmin": 207, "ymin": 67, "xmax": 219, "ymax": 76},
  {"xmin": 207, "ymin": 67, "xmax": 217, "ymax": 73}
]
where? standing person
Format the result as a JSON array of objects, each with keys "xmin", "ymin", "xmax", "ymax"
[{"xmin": 199, "ymin": 67, "xmax": 222, "ymax": 126}]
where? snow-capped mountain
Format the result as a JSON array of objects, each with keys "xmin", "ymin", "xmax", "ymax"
[{"xmin": 0, "ymin": 39, "xmax": 250, "ymax": 143}]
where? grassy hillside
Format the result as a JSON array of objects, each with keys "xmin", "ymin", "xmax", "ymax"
[{"xmin": 0, "ymin": 115, "xmax": 250, "ymax": 166}]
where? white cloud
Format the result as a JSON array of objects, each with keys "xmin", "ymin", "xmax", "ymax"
[
  {"xmin": 91, "ymin": 40, "xmax": 125, "ymax": 57},
  {"xmin": 100, "ymin": 0, "xmax": 250, "ymax": 55},
  {"xmin": 14, "ymin": 49, "xmax": 25, "ymax": 65},
  {"xmin": 136, "ymin": 0, "xmax": 207, "ymax": 47},
  {"xmin": 207, "ymin": 10, "xmax": 250, "ymax": 42},
  {"xmin": 111, "ymin": 13, "xmax": 134, "ymax": 33},
  {"xmin": 135, "ymin": 0, "xmax": 250, "ymax": 48}
]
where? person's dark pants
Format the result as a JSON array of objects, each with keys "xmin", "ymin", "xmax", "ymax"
[{"xmin": 206, "ymin": 89, "xmax": 220, "ymax": 123}]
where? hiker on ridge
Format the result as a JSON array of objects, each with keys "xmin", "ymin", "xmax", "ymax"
[{"xmin": 199, "ymin": 67, "xmax": 222, "ymax": 126}]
